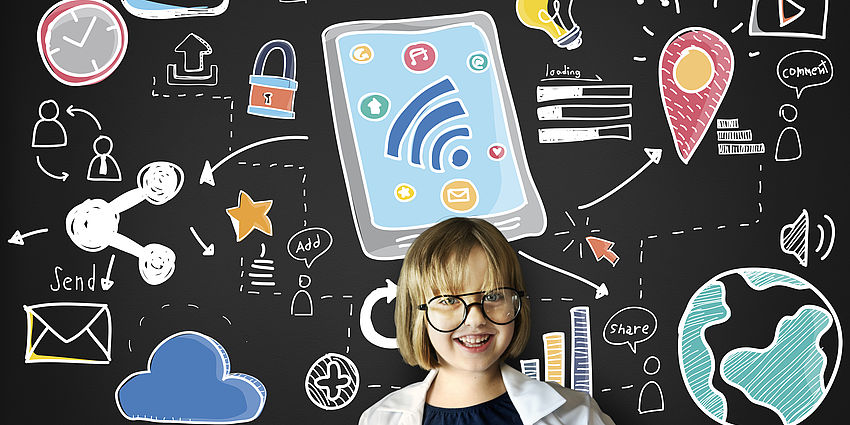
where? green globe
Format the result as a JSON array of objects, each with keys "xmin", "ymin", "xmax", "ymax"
[{"xmin": 678, "ymin": 268, "xmax": 841, "ymax": 425}]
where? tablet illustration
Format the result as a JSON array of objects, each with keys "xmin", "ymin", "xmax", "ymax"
[{"xmin": 323, "ymin": 11, "xmax": 546, "ymax": 260}]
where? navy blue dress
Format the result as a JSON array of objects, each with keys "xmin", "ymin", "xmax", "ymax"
[{"xmin": 423, "ymin": 392, "xmax": 522, "ymax": 425}]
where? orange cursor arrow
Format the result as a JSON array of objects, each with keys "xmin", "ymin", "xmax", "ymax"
[{"xmin": 586, "ymin": 236, "xmax": 619, "ymax": 266}]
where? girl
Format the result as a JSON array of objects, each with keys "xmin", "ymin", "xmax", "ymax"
[{"xmin": 360, "ymin": 217, "xmax": 616, "ymax": 425}]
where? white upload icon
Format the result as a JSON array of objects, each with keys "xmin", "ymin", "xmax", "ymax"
[{"xmin": 66, "ymin": 162, "xmax": 184, "ymax": 285}]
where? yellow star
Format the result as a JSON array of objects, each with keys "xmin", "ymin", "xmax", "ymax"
[{"xmin": 226, "ymin": 191, "xmax": 273, "ymax": 242}]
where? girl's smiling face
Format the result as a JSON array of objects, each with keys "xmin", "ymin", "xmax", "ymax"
[{"xmin": 426, "ymin": 246, "xmax": 515, "ymax": 375}]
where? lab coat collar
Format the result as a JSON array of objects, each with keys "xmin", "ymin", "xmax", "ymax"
[
  {"xmin": 373, "ymin": 363, "xmax": 565, "ymax": 424},
  {"xmin": 373, "ymin": 368, "xmax": 437, "ymax": 416},
  {"xmin": 500, "ymin": 363, "xmax": 566, "ymax": 424}
]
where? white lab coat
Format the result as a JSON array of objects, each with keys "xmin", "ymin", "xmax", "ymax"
[{"xmin": 359, "ymin": 363, "xmax": 616, "ymax": 425}]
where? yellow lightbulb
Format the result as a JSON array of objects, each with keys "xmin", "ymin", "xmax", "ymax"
[{"xmin": 516, "ymin": 0, "xmax": 582, "ymax": 49}]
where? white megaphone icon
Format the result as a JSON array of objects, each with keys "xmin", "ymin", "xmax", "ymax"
[{"xmin": 780, "ymin": 209, "xmax": 809, "ymax": 267}]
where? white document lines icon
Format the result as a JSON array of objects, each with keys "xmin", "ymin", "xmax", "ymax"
[{"xmin": 24, "ymin": 302, "xmax": 112, "ymax": 364}]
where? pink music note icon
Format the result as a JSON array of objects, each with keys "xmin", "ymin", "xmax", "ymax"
[{"xmin": 403, "ymin": 42, "xmax": 437, "ymax": 73}]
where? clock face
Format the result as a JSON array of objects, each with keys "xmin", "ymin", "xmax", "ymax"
[{"xmin": 38, "ymin": 0, "xmax": 128, "ymax": 86}]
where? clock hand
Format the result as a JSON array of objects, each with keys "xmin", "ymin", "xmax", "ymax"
[
  {"xmin": 62, "ymin": 16, "xmax": 97, "ymax": 48},
  {"xmin": 79, "ymin": 16, "xmax": 97, "ymax": 46}
]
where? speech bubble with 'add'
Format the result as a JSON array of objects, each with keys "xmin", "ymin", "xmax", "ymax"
[
  {"xmin": 603, "ymin": 306, "xmax": 658, "ymax": 354},
  {"xmin": 776, "ymin": 50, "xmax": 833, "ymax": 99},
  {"xmin": 287, "ymin": 227, "xmax": 333, "ymax": 268}
]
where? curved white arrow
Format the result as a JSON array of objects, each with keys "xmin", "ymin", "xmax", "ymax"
[
  {"xmin": 578, "ymin": 148, "xmax": 662, "ymax": 210},
  {"xmin": 518, "ymin": 250, "xmax": 609, "ymax": 299},
  {"xmin": 359, "ymin": 279, "xmax": 398, "ymax": 349},
  {"xmin": 200, "ymin": 135, "xmax": 308, "ymax": 186},
  {"xmin": 66, "ymin": 105, "xmax": 102, "ymax": 130},
  {"xmin": 8, "ymin": 228, "xmax": 49, "ymax": 245},
  {"xmin": 36, "ymin": 156, "xmax": 69, "ymax": 181}
]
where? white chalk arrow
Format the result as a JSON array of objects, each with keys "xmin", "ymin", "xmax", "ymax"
[
  {"xmin": 8, "ymin": 228, "xmax": 49, "ymax": 245},
  {"xmin": 100, "ymin": 254, "xmax": 116, "ymax": 291},
  {"xmin": 578, "ymin": 147, "xmax": 662, "ymax": 210},
  {"xmin": 66, "ymin": 105, "xmax": 102, "ymax": 130},
  {"xmin": 200, "ymin": 135, "xmax": 309, "ymax": 186},
  {"xmin": 518, "ymin": 250, "xmax": 609, "ymax": 299},
  {"xmin": 36, "ymin": 156, "xmax": 69, "ymax": 181},
  {"xmin": 360, "ymin": 279, "xmax": 398, "ymax": 349},
  {"xmin": 189, "ymin": 226, "xmax": 215, "ymax": 256}
]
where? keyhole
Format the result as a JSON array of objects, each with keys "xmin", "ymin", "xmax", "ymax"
[{"xmin": 263, "ymin": 92, "xmax": 273, "ymax": 105}]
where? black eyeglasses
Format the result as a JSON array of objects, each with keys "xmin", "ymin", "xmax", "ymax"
[{"xmin": 418, "ymin": 287, "xmax": 525, "ymax": 333}]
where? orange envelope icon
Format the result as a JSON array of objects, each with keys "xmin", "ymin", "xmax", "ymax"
[
  {"xmin": 441, "ymin": 179, "xmax": 479, "ymax": 213},
  {"xmin": 24, "ymin": 302, "xmax": 112, "ymax": 364}
]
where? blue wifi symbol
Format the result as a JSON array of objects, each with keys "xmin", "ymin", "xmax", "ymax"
[{"xmin": 385, "ymin": 77, "xmax": 472, "ymax": 172}]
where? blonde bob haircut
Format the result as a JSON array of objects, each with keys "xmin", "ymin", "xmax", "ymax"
[{"xmin": 395, "ymin": 217, "xmax": 531, "ymax": 370}]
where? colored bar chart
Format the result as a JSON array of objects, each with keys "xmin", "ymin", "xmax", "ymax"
[{"xmin": 571, "ymin": 306, "xmax": 593, "ymax": 394}]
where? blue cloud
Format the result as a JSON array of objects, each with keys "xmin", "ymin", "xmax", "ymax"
[{"xmin": 116, "ymin": 331, "xmax": 266, "ymax": 423}]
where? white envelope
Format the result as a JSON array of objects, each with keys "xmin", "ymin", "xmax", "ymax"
[
  {"xmin": 447, "ymin": 188, "xmax": 471, "ymax": 203},
  {"xmin": 24, "ymin": 302, "xmax": 112, "ymax": 364}
]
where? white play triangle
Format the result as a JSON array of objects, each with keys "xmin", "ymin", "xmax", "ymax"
[{"xmin": 779, "ymin": 0, "xmax": 806, "ymax": 28}]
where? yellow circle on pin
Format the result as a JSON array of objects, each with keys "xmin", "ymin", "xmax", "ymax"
[{"xmin": 674, "ymin": 47, "xmax": 714, "ymax": 93}]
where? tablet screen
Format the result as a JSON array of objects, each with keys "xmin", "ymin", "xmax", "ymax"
[{"xmin": 335, "ymin": 22, "xmax": 527, "ymax": 229}]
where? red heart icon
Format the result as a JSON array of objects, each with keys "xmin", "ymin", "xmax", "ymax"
[{"xmin": 488, "ymin": 144, "xmax": 505, "ymax": 160}]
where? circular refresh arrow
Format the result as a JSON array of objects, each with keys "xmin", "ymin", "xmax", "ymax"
[{"xmin": 359, "ymin": 279, "xmax": 398, "ymax": 349}]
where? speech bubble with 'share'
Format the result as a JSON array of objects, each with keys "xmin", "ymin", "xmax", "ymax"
[
  {"xmin": 603, "ymin": 306, "xmax": 658, "ymax": 354},
  {"xmin": 287, "ymin": 227, "xmax": 333, "ymax": 268}
]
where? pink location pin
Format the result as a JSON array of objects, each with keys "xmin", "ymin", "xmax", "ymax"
[{"xmin": 659, "ymin": 27, "xmax": 734, "ymax": 164}]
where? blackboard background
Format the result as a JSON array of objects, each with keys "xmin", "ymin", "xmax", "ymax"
[{"xmin": 3, "ymin": 0, "xmax": 848, "ymax": 424}]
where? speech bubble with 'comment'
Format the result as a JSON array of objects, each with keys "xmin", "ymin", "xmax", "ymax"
[
  {"xmin": 287, "ymin": 227, "xmax": 333, "ymax": 268},
  {"xmin": 603, "ymin": 306, "xmax": 658, "ymax": 354},
  {"xmin": 776, "ymin": 50, "xmax": 833, "ymax": 99}
]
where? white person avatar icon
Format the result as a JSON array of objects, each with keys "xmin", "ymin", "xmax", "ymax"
[
  {"xmin": 66, "ymin": 161, "xmax": 184, "ymax": 285},
  {"xmin": 638, "ymin": 355, "xmax": 665, "ymax": 414},
  {"xmin": 87, "ymin": 135, "xmax": 122, "ymax": 181},
  {"xmin": 776, "ymin": 103, "xmax": 802, "ymax": 161},
  {"xmin": 290, "ymin": 274, "xmax": 314, "ymax": 316},
  {"xmin": 31, "ymin": 99, "xmax": 68, "ymax": 148}
]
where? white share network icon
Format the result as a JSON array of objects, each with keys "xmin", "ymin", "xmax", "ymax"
[{"xmin": 66, "ymin": 162, "xmax": 184, "ymax": 285}]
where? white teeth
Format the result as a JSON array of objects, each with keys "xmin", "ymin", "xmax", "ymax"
[{"xmin": 457, "ymin": 335, "xmax": 490, "ymax": 346}]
